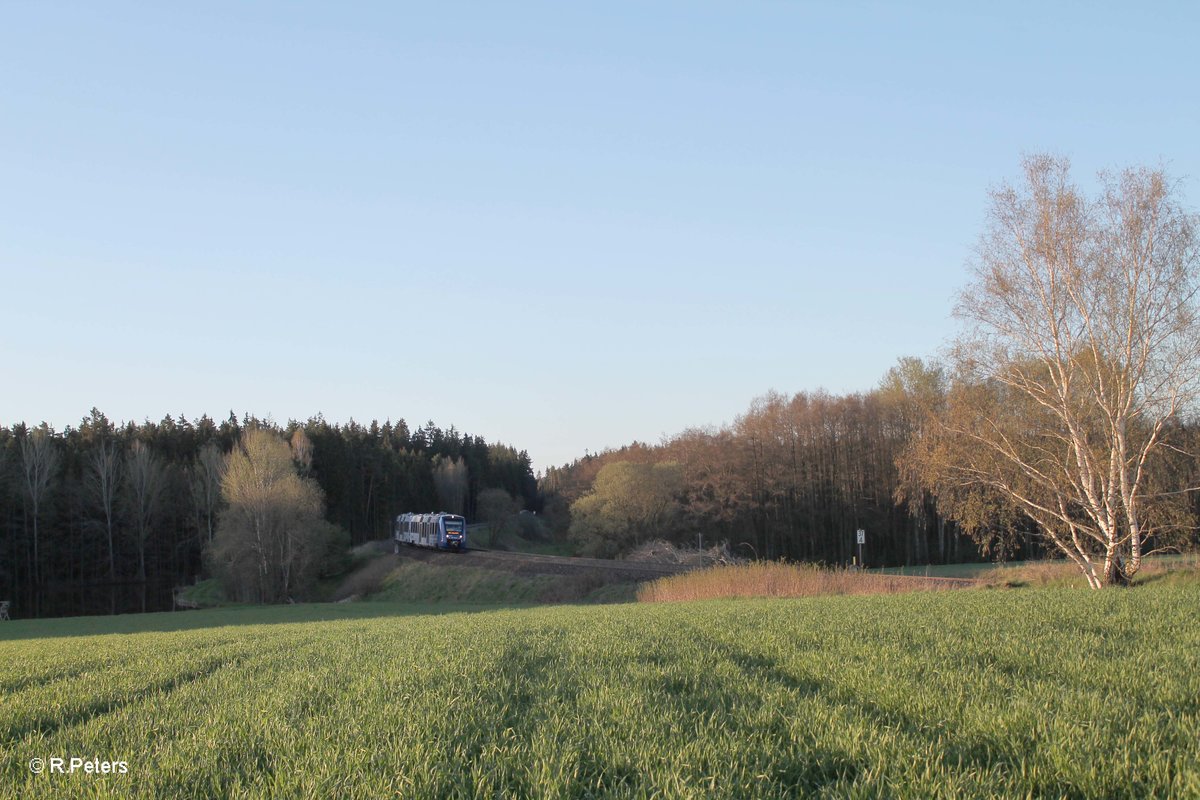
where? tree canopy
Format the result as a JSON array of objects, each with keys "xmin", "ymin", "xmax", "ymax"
[
  {"xmin": 915, "ymin": 156, "xmax": 1200, "ymax": 587},
  {"xmin": 210, "ymin": 428, "xmax": 343, "ymax": 603}
]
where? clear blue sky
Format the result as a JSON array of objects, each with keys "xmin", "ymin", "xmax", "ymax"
[{"xmin": 3, "ymin": 2, "xmax": 1198, "ymax": 471}]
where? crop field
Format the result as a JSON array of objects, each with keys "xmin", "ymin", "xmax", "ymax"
[{"xmin": 2, "ymin": 585, "xmax": 1198, "ymax": 799}]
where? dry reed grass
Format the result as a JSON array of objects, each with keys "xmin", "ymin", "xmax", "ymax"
[{"xmin": 636, "ymin": 561, "xmax": 965, "ymax": 603}]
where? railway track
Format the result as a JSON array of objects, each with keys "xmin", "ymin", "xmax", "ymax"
[{"xmin": 393, "ymin": 543, "xmax": 697, "ymax": 579}]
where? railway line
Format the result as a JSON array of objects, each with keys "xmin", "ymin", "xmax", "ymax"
[{"xmin": 393, "ymin": 542, "xmax": 698, "ymax": 579}]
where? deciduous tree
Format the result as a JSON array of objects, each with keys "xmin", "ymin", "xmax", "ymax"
[
  {"xmin": 927, "ymin": 156, "xmax": 1200, "ymax": 587},
  {"xmin": 87, "ymin": 440, "xmax": 121, "ymax": 580},
  {"xmin": 126, "ymin": 440, "xmax": 165, "ymax": 582},
  {"xmin": 569, "ymin": 461, "xmax": 684, "ymax": 556},
  {"xmin": 19, "ymin": 426, "xmax": 58, "ymax": 585},
  {"xmin": 211, "ymin": 428, "xmax": 344, "ymax": 602},
  {"xmin": 432, "ymin": 455, "xmax": 468, "ymax": 515},
  {"xmin": 190, "ymin": 442, "xmax": 225, "ymax": 546}
]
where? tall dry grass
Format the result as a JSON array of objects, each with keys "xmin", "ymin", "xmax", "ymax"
[{"xmin": 637, "ymin": 561, "xmax": 965, "ymax": 603}]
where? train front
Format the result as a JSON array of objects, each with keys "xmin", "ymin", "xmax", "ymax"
[{"xmin": 442, "ymin": 515, "xmax": 467, "ymax": 551}]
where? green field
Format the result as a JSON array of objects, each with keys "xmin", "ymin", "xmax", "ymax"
[{"xmin": 3, "ymin": 586, "xmax": 1198, "ymax": 798}]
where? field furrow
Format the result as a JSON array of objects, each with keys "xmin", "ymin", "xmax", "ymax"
[{"xmin": 1, "ymin": 586, "xmax": 1197, "ymax": 798}]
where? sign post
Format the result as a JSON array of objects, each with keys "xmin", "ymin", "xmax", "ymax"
[{"xmin": 856, "ymin": 528, "xmax": 865, "ymax": 569}]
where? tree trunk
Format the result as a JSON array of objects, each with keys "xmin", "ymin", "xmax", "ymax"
[
  {"xmin": 937, "ymin": 515, "xmax": 946, "ymax": 563},
  {"xmin": 1104, "ymin": 554, "xmax": 1130, "ymax": 587},
  {"xmin": 106, "ymin": 517, "xmax": 115, "ymax": 581}
]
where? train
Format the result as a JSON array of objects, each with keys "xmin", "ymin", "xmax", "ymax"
[{"xmin": 393, "ymin": 512, "xmax": 468, "ymax": 552}]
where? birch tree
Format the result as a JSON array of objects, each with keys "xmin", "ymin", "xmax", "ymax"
[
  {"xmin": 126, "ymin": 440, "xmax": 165, "ymax": 582},
  {"xmin": 290, "ymin": 428, "xmax": 313, "ymax": 475},
  {"xmin": 19, "ymin": 426, "xmax": 58, "ymax": 585},
  {"xmin": 432, "ymin": 455, "xmax": 468, "ymax": 516},
  {"xmin": 190, "ymin": 442, "xmax": 225, "ymax": 546},
  {"xmin": 87, "ymin": 440, "xmax": 121, "ymax": 580},
  {"xmin": 934, "ymin": 156, "xmax": 1200, "ymax": 587}
]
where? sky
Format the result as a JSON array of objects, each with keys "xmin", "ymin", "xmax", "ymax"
[{"xmin": 2, "ymin": 2, "xmax": 1198, "ymax": 472}]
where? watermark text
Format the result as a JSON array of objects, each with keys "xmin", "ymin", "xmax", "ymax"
[{"xmin": 29, "ymin": 757, "xmax": 128, "ymax": 775}]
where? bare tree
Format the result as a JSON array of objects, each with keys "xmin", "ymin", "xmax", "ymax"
[
  {"xmin": 126, "ymin": 440, "xmax": 165, "ymax": 582},
  {"xmin": 289, "ymin": 428, "xmax": 313, "ymax": 475},
  {"xmin": 477, "ymin": 487, "xmax": 522, "ymax": 546},
  {"xmin": 87, "ymin": 440, "xmax": 121, "ymax": 580},
  {"xmin": 190, "ymin": 442, "xmax": 225, "ymax": 546},
  {"xmin": 882, "ymin": 358, "xmax": 950, "ymax": 563},
  {"xmin": 432, "ymin": 455, "xmax": 468, "ymax": 515},
  {"xmin": 19, "ymin": 426, "xmax": 59, "ymax": 585},
  {"xmin": 933, "ymin": 156, "xmax": 1200, "ymax": 587}
]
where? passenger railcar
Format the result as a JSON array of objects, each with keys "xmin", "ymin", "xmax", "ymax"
[{"xmin": 394, "ymin": 512, "xmax": 467, "ymax": 552}]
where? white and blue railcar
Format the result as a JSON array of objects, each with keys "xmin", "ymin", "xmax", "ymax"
[{"xmin": 394, "ymin": 512, "xmax": 468, "ymax": 552}]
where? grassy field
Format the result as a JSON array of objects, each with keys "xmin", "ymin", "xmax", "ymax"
[
  {"xmin": 2, "ymin": 586, "xmax": 1198, "ymax": 798},
  {"xmin": 324, "ymin": 551, "xmax": 640, "ymax": 606},
  {"xmin": 367, "ymin": 561, "xmax": 639, "ymax": 604}
]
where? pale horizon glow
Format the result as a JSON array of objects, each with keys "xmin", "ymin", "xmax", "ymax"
[{"xmin": 3, "ymin": 2, "xmax": 1198, "ymax": 471}]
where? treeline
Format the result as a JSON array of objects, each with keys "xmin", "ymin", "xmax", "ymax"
[
  {"xmin": 542, "ymin": 358, "xmax": 1200, "ymax": 566},
  {"xmin": 0, "ymin": 410, "xmax": 537, "ymax": 617}
]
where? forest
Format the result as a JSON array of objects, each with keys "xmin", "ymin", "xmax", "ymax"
[
  {"xmin": 5, "ymin": 355, "xmax": 1200, "ymax": 618},
  {"xmin": 0, "ymin": 410, "xmax": 537, "ymax": 618},
  {"xmin": 543, "ymin": 358, "xmax": 1200, "ymax": 568}
]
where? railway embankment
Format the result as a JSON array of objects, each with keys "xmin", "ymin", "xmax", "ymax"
[{"xmin": 331, "ymin": 542, "xmax": 681, "ymax": 604}]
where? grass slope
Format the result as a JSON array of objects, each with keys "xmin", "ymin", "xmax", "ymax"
[
  {"xmin": 2, "ymin": 586, "xmax": 1198, "ymax": 798},
  {"xmin": 333, "ymin": 555, "xmax": 641, "ymax": 605}
]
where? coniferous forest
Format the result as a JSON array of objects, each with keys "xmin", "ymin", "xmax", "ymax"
[{"xmin": 0, "ymin": 410, "xmax": 537, "ymax": 618}]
